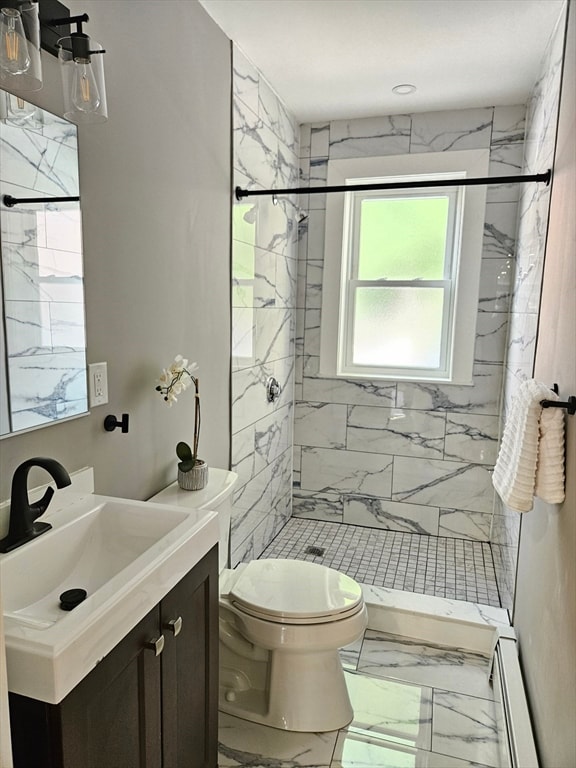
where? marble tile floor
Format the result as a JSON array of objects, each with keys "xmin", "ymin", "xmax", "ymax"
[
  {"xmin": 260, "ymin": 518, "xmax": 502, "ymax": 608},
  {"xmin": 218, "ymin": 629, "xmax": 502, "ymax": 767}
]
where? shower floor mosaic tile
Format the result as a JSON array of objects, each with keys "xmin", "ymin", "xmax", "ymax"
[
  {"xmin": 218, "ymin": 629, "xmax": 502, "ymax": 767},
  {"xmin": 260, "ymin": 518, "xmax": 501, "ymax": 607}
]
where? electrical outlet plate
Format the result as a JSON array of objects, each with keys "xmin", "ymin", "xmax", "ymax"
[{"xmin": 88, "ymin": 362, "xmax": 108, "ymax": 407}]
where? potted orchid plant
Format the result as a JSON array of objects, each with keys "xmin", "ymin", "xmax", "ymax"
[{"xmin": 156, "ymin": 354, "xmax": 208, "ymax": 490}]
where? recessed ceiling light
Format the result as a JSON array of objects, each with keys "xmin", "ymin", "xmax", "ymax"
[{"xmin": 392, "ymin": 83, "xmax": 417, "ymax": 95}]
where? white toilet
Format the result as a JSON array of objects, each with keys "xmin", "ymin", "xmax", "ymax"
[{"xmin": 151, "ymin": 468, "xmax": 368, "ymax": 732}]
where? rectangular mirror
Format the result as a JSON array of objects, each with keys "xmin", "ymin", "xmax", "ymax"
[{"xmin": 0, "ymin": 90, "xmax": 88, "ymax": 436}]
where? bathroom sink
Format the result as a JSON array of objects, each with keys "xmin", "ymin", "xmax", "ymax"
[{"xmin": 0, "ymin": 492, "xmax": 218, "ymax": 704}]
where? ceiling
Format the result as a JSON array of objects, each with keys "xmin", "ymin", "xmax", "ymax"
[{"xmin": 198, "ymin": 0, "xmax": 565, "ymax": 123}]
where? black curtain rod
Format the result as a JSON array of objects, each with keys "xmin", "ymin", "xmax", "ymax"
[
  {"xmin": 2, "ymin": 195, "xmax": 80, "ymax": 208},
  {"xmin": 235, "ymin": 169, "xmax": 551, "ymax": 200}
]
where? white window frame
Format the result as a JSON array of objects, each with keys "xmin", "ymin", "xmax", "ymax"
[{"xmin": 319, "ymin": 149, "xmax": 489, "ymax": 384}]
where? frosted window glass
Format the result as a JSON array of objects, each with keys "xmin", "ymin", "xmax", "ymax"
[
  {"xmin": 358, "ymin": 197, "xmax": 449, "ymax": 280},
  {"xmin": 353, "ymin": 287, "xmax": 444, "ymax": 368}
]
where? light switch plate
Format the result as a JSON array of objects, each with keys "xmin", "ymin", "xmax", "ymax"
[{"xmin": 88, "ymin": 362, "xmax": 108, "ymax": 407}]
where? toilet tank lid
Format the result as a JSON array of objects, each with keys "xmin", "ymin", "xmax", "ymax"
[
  {"xmin": 149, "ymin": 468, "xmax": 238, "ymax": 510},
  {"xmin": 226, "ymin": 559, "xmax": 363, "ymax": 620}
]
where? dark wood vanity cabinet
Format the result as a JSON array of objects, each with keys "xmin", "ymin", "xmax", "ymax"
[{"xmin": 9, "ymin": 546, "xmax": 219, "ymax": 768}]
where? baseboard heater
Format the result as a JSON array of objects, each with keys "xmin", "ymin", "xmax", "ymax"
[{"xmin": 493, "ymin": 637, "xmax": 539, "ymax": 768}]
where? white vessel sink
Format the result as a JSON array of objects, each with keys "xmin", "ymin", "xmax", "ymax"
[{"xmin": 0, "ymin": 492, "xmax": 218, "ymax": 704}]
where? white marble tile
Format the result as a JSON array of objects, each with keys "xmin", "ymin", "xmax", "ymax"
[
  {"xmin": 331, "ymin": 731, "xmax": 491, "ymax": 767},
  {"xmin": 330, "ymin": 115, "xmax": 411, "ymax": 159},
  {"xmin": 491, "ymin": 105, "xmax": 526, "ymax": 146},
  {"xmin": 482, "ymin": 202, "xmax": 518, "ymax": 259},
  {"xmin": 295, "ymin": 401, "xmax": 347, "ymax": 448},
  {"xmin": 396, "ymin": 364, "xmax": 503, "ymax": 417},
  {"xmin": 505, "ymin": 311, "xmax": 538, "ymax": 377},
  {"xmin": 303, "ymin": 377, "xmax": 396, "ymax": 407},
  {"xmin": 1, "ymin": 121, "xmax": 79, "ymax": 196},
  {"xmin": 474, "ymin": 312, "xmax": 508, "ymax": 365},
  {"xmin": 344, "ymin": 670, "xmax": 433, "ymax": 749},
  {"xmin": 236, "ymin": 307, "xmax": 291, "ymax": 369},
  {"xmin": 478, "ymin": 258, "xmax": 514, "ymax": 314},
  {"xmin": 432, "ymin": 691, "xmax": 500, "ymax": 768},
  {"xmin": 487, "ymin": 142, "xmax": 524, "ymax": 203},
  {"xmin": 218, "ymin": 712, "xmax": 338, "ymax": 767},
  {"xmin": 344, "ymin": 498, "xmax": 439, "ymax": 536},
  {"xmin": 340, "ymin": 635, "xmax": 364, "ymax": 671},
  {"xmin": 232, "ymin": 363, "xmax": 275, "ymax": 434},
  {"xmin": 231, "ymin": 421, "xmax": 256, "ymax": 485},
  {"xmin": 392, "ymin": 458, "xmax": 494, "ymax": 514},
  {"xmin": 410, "ymin": 108, "xmax": 493, "ymax": 153},
  {"xmin": 232, "ymin": 46, "xmax": 259, "ymax": 116},
  {"xmin": 444, "ymin": 413, "xmax": 499, "ymax": 465},
  {"xmin": 301, "ymin": 447, "xmax": 393, "ymax": 497},
  {"xmin": 259, "ymin": 77, "xmax": 297, "ymax": 152},
  {"xmin": 48, "ymin": 302, "xmax": 86, "ymax": 350},
  {"xmin": 300, "ymin": 124, "xmax": 311, "ymax": 157},
  {"xmin": 310, "ymin": 122, "xmax": 330, "ymax": 157},
  {"xmin": 360, "ymin": 584, "xmax": 510, "ymax": 629},
  {"xmin": 439, "ymin": 510, "xmax": 492, "ymax": 542},
  {"xmin": 347, "ymin": 406, "xmax": 445, "ymax": 459},
  {"xmin": 292, "ymin": 490, "xmax": 343, "ymax": 522},
  {"xmin": 5, "ymin": 300, "xmax": 52, "ymax": 355},
  {"xmin": 231, "ymin": 305, "xmax": 255, "ymax": 363},
  {"xmin": 305, "ymin": 208, "xmax": 326, "ymax": 260},
  {"xmin": 0, "ymin": 184, "xmax": 46, "ymax": 247},
  {"xmin": 305, "ymin": 259, "xmax": 324, "ymax": 310},
  {"xmin": 9, "ymin": 351, "xmax": 87, "ymax": 430},
  {"xmin": 304, "ymin": 308, "xmax": 321, "ymax": 357},
  {"xmin": 358, "ymin": 631, "xmax": 494, "ymax": 700},
  {"xmin": 307, "ymin": 157, "xmax": 329, "ymax": 210},
  {"xmin": 276, "ymin": 254, "xmax": 298, "ymax": 308},
  {"xmin": 2, "ymin": 243, "xmax": 84, "ymax": 303}
]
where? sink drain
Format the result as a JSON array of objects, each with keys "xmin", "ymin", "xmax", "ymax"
[{"xmin": 59, "ymin": 588, "xmax": 87, "ymax": 611}]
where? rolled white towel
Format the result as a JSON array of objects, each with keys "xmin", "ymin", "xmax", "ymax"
[
  {"xmin": 535, "ymin": 403, "xmax": 565, "ymax": 504},
  {"xmin": 492, "ymin": 380, "xmax": 560, "ymax": 512}
]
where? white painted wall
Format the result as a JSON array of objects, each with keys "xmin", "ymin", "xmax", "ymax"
[
  {"xmin": 514, "ymin": 5, "xmax": 576, "ymax": 766},
  {"xmin": 0, "ymin": 0, "xmax": 232, "ymax": 502}
]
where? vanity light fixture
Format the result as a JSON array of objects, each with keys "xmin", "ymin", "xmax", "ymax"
[
  {"xmin": 0, "ymin": 0, "xmax": 42, "ymax": 91},
  {"xmin": 0, "ymin": 0, "xmax": 107, "ymax": 123}
]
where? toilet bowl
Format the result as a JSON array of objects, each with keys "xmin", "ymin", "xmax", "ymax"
[
  {"xmin": 150, "ymin": 468, "xmax": 367, "ymax": 732},
  {"xmin": 219, "ymin": 557, "xmax": 367, "ymax": 731}
]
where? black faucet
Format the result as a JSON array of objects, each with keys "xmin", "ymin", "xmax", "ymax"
[{"xmin": 0, "ymin": 457, "xmax": 72, "ymax": 553}]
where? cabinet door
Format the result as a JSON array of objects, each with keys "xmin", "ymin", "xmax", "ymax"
[
  {"xmin": 58, "ymin": 604, "xmax": 163, "ymax": 768},
  {"xmin": 160, "ymin": 546, "xmax": 218, "ymax": 768}
]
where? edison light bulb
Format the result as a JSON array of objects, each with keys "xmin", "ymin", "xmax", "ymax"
[
  {"xmin": 0, "ymin": 7, "xmax": 30, "ymax": 75},
  {"xmin": 71, "ymin": 58, "xmax": 100, "ymax": 112}
]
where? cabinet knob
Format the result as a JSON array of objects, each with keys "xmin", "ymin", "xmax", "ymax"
[
  {"xmin": 164, "ymin": 616, "xmax": 183, "ymax": 637},
  {"xmin": 145, "ymin": 634, "xmax": 165, "ymax": 656}
]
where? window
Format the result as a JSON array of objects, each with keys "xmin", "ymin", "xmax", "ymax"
[{"xmin": 320, "ymin": 150, "xmax": 489, "ymax": 384}]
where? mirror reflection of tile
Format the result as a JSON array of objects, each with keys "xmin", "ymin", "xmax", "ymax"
[{"xmin": 0, "ymin": 91, "xmax": 88, "ymax": 436}]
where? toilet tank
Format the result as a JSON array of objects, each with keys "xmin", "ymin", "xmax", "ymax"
[{"xmin": 148, "ymin": 468, "xmax": 238, "ymax": 574}]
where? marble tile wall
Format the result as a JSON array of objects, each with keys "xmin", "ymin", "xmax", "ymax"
[
  {"xmin": 294, "ymin": 105, "xmax": 526, "ymax": 544},
  {"xmin": 0, "ymin": 100, "xmax": 87, "ymax": 434},
  {"xmin": 231, "ymin": 47, "xmax": 299, "ymax": 566},
  {"xmin": 492, "ymin": 8, "xmax": 566, "ymax": 609}
]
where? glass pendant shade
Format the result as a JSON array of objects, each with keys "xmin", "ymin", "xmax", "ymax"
[
  {"xmin": 0, "ymin": 89, "xmax": 40, "ymax": 124},
  {"xmin": 0, "ymin": 1, "xmax": 42, "ymax": 90},
  {"xmin": 57, "ymin": 35, "xmax": 107, "ymax": 124}
]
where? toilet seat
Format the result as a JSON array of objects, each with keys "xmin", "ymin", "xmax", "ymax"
[{"xmin": 222, "ymin": 559, "xmax": 364, "ymax": 624}]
